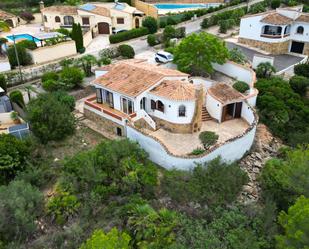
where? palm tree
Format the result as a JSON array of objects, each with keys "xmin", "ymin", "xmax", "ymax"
[{"xmin": 75, "ymin": 55, "xmax": 98, "ymax": 77}]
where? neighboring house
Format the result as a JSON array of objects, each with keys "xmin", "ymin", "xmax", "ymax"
[
  {"xmin": 0, "ymin": 9, "xmax": 21, "ymax": 28},
  {"xmin": 84, "ymin": 59, "xmax": 259, "ymax": 169},
  {"xmin": 41, "ymin": 2, "xmax": 144, "ymax": 34},
  {"xmin": 239, "ymin": 5, "xmax": 309, "ymax": 55}
]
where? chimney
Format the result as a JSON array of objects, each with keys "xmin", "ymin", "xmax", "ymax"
[
  {"xmin": 39, "ymin": 1, "xmax": 45, "ymax": 11},
  {"xmin": 39, "ymin": 1, "xmax": 45, "ymax": 27}
]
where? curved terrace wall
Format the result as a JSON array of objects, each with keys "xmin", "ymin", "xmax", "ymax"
[{"xmin": 127, "ymin": 101, "xmax": 258, "ymax": 170}]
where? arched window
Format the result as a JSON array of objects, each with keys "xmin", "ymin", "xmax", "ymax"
[
  {"xmin": 157, "ymin": 100, "xmax": 164, "ymax": 112},
  {"xmin": 284, "ymin": 25, "xmax": 291, "ymax": 35},
  {"xmin": 44, "ymin": 15, "xmax": 47, "ymax": 22},
  {"xmin": 55, "ymin": 16, "xmax": 61, "ymax": 23},
  {"xmin": 63, "ymin": 16, "xmax": 74, "ymax": 25},
  {"xmin": 296, "ymin": 26, "xmax": 304, "ymax": 34},
  {"xmin": 178, "ymin": 105, "xmax": 186, "ymax": 117}
]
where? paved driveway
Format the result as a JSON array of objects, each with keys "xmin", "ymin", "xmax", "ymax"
[{"xmin": 226, "ymin": 42, "xmax": 304, "ymax": 72}]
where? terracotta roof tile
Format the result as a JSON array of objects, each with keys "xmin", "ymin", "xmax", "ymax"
[
  {"xmin": 0, "ymin": 9, "xmax": 15, "ymax": 19},
  {"xmin": 93, "ymin": 60, "xmax": 188, "ymax": 98},
  {"xmin": 296, "ymin": 14, "xmax": 309, "ymax": 23},
  {"xmin": 208, "ymin": 83, "xmax": 244, "ymax": 104},
  {"xmin": 42, "ymin": 6, "xmax": 78, "ymax": 15},
  {"xmin": 88, "ymin": 6, "xmax": 110, "ymax": 17},
  {"xmin": 149, "ymin": 80, "xmax": 196, "ymax": 101},
  {"xmin": 260, "ymin": 12, "xmax": 293, "ymax": 25}
]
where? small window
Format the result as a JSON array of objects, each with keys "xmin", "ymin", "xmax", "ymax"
[
  {"xmin": 178, "ymin": 105, "xmax": 186, "ymax": 117},
  {"xmin": 116, "ymin": 127, "xmax": 122, "ymax": 136},
  {"xmin": 157, "ymin": 100, "xmax": 164, "ymax": 113},
  {"xmin": 117, "ymin": 18, "xmax": 124, "ymax": 24},
  {"xmin": 82, "ymin": 17, "xmax": 90, "ymax": 25},
  {"xmin": 151, "ymin": 100, "xmax": 156, "ymax": 110},
  {"xmin": 296, "ymin": 26, "xmax": 304, "ymax": 34},
  {"xmin": 63, "ymin": 16, "xmax": 74, "ymax": 25},
  {"xmin": 55, "ymin": 16, "xmax": 60, "ymax": 23},
  {"xmin": 44, "ymin": 15, "xmax": 47, "ymax": 22}
]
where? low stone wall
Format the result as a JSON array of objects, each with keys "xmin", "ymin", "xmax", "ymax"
[
  {"xmin": 127, "ymin": 101, "xmax": 258, "ymax": 170},
  {"xmin": 152, "ymin": 115, "xmax": 193, "ymax": 133},
  {"xmin": 304, "ymin": 42, "xmax": 309, "ymax": 56},
  {"xmin": 28, "ymin": 40, "xmax": 77, "ymax": 64},
  {"xmin": 238, "ymin": 37, "xmax": 289, "ymax": 55},
  {"xmin": 84, "ymin": 107, "xmax": 126, "ymax": 136}
]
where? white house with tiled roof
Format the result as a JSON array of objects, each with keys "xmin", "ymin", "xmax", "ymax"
[
  {"xmin": 84, "ymin": 59, "xmax": 259, "ymax": 169},
  {"xmin": 41, "ymin": 2, "xmax": 144, "ymax": 34},
  {"xmin": 0, "ymin": 9, "xmax": 22, "ymax": 28},
  {"xmin": 239, "ymin": 5, "xmax": 309, "ymax": 55}
]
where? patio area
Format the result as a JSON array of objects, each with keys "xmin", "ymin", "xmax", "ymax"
[{"xmin": 145, "ymin": 118, "xmax": 249, "ymax": 156}]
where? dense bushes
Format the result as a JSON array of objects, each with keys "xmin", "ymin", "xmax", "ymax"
[
  {"xmin": 229, "ymin": 47, "xmax": 247, "ymax": 64},
  {"xmin": 199, "ymin": 131, "xmax": 219, "ymax": 149},
  {"xmin": 233, "ymin": 81, "xmax": 250, "ymax": 93},
  {"xmin": 0, "ymin": 134, "xmax": 30, "ymax": 185},
  {"xmin": 255, "ymin": 77, "xmax": 309, "ymax": 145},
  {"xmin": 289, "ymin": 75, "xmax": 309, "ymax": 96},
  {"xmin": 0, "ymin": 74, "xmax": 7, "ymax": 92},
  {"xmin": 147, "ymin": 34, "xmax": 157, "ymax": 46},
  {"xmin": 161, "ymin": 157, "xmax": 248, "ymax": 207},
  {"xmin": 142, "ymin": 16, "xmax": 158, "ymax": 34},
  {"xmin": 9, "ymin": 90, "xmax": 25, "ymax": 107},
  {"xmin": 256, "ymin": 62, "xmax": 276, "ymax": 78},
  {"xmin": 109, "ymin": 27, "xmax": 149, "ymax": 44},
  {"xmin": 118, "ymin": 44, "xmax": 135, "ymax": 58},
  {"xmin": 271, "ymin": 0, "xmax": 281, "ymax": 8},
  {"xmin": 294, "ymin": 62, "xmax": 309, "ymax": 78},
  {"xmin": 7, "ymin": 44, "xmax": 32, "ymax": 68},
  {"xmin": 26, "ymin": 92, "xmax": 76, "ymax": 143}
]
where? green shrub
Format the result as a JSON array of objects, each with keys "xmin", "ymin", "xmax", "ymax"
[
  {"xmin": 229, "ymin": 47, "xmax": 247, "ymax": 64},
  {"xmin": 56, "ymin": 28, "xmax": 71, "ymax": 37},
  {"xmin": 167, "ymin": 16, "xmax": 177, "ymax": 25},
  {"xmin": 47, "ymin": 188, "xmax": 80, "ymax": 225},
  {"xmin": 60, "ymin": 66, "xmax": 84, "ymax": 89},
  {"xmin": 109, "ymin": 27, "xmax": 149, "ymax": 44},
  {"xmin": 189, "ymin": 148, "xmax": 205, "ymax": 155},
  {"xmin": 219, "ymin": 20, "xmax": 228, "ymax": 33},
  {"xmin": 201, "ymin": 18, "xmax": 209, "ymax": 29},
  {"xmin": 142, "ymin": 16, "xmax": 158, "ymax": 34},
  {"xmin": 175, "ymin": 27, "xmax": 186, "ymax": 38},
  {"xmin": 0, "ymin": 74, "xmax": 7, "ymax": 92},
  {"xmin": 159, "ymin": 20, "xmax": 167, "ymax": 28},
  {"xmin": 118, "ymin": 44, "xmax": 135, "ymax": 59},
  {"xmin": 41, "ymin": 71, "xmax": 59, "ymax": 83},
  {"xmin": 147, "ymin": 34, "xmax": 157, "ymax": 46},
  {"xmin": 9, "ymin": 90, "xmax": 24, "ymax": 107},
  {"xmin": 42, "ymin": 79, "xmax": 60, "ymax": 92},
  {"xmin": 249, "ymin": 2, "xmax": 266, "ymax": 13},
  {"xmin": 199, "ymin": 131, "xmax": 219, "ymax": 149},
  {"xmin": 233, "ymin": 81, "xmax": 250, "ymax": 93},
  {"xmin": 270, "ymin": 0, "xmax": 281, "ymax": 9},
  {"xmin": 18, "ymin": 40, "xmax": 37, "ymax": 50},
  {"xmin": 7, "ymin": 44, "xmax": 32, "ymax": 68},
  {"xmin": 294, "ymin": 63, "xmax": 309, "ymax": 78},
  {"xmin": 52, "ymin": 91, "xmax": 75, "ymax": 111},
  {"xmin": 256, "ymin": 62, "xmax": 276, "ymax": 78},
  {"xmin": 289, "ymin": 75, "xmax": 309, "ymax": 96},
  {"xmin": 163, "ymin": 25, "xmax": 177, "ymax": 41}
]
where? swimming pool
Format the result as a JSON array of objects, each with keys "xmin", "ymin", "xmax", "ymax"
[
  {"xmin": 154, "ymin": 3, "xmax": 219, "ymax": 9},
  {"xmin": 6, "ymin": 34, "xmax": 41, "ymax": 43}
]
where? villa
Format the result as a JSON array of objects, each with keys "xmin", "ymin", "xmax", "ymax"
[
  {"xmin": 238, "ymin": 5, "xmax": 309, "ymax": 55},
  {"xmin": 40, "ymin": 2, "xmax": 144, "ymax": 34},
  {"xmin": 84, "ymin": 59, "xmax": 259, "ymax": 169}
]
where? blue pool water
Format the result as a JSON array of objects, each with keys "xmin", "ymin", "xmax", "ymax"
[
  {"xmin": 6, "ymin": 34, "xmax": 40, "ymax": 43},
  {"xmin": 155, "ymin": 3, "xmax": 208, "ymax": 9}
]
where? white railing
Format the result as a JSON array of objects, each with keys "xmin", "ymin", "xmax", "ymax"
[{"xmin": 132, "ymin": 110, "xmax": 156, "ymax": 130}]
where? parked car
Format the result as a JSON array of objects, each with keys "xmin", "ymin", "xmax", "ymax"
[
  {"xmin": 112, "ymin": 29, "xmax": 127, "ymax": 34},
  {"xmin": 155, "ymin": 51, "xmax": 173, "ymax": 63}
]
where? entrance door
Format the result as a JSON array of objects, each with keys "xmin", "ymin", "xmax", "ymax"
[
  {"xmin": 235, "ymin": 102, "xmax": 242, "ymax": 118},
  {"xmin": 290, "ymin": 41, "xmax": 304, "ymax": 54},
  {"xmin": 98, "ymin": 22, "xmax": 110, "ymax": 34},
  {"xmin": 135, "ymin": 18, "xmax": 140, "ymax": 28},
  {"xmin": 221, "ymin": 103, "xmax": 235, "ymax": 122},
  {"xmin": 140, "ymin": 97, "xmax": 146, "ymax": 110}
]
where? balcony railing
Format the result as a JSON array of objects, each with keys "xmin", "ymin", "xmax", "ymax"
[{"xmin": 260, "ymin": 33, "xmax": 290, "ymax": 39}]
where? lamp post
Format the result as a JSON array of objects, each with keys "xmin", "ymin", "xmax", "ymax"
[{"xmin": 12, "ymin": 34, "xmax": 23, "ymax": 83}]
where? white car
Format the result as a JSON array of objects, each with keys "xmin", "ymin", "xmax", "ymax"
[
  {"xmin": 155, "ymin": 51, "xmax": 173, "ymax": 63},
  {"xmin": 112, "ymin": 29, "xmax": 127, "ymax": 34}
]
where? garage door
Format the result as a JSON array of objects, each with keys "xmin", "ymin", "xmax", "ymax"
[
  {"xmin": 98, "ymin": 22, "xmax": 110, "ymax": 34},
  {"xmin": 290, "ymin": 41, "xmax": 304, "ymax": 54}
]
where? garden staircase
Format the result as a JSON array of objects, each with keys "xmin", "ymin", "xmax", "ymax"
[{"xmin": 202, "ymin": 106, "xmax": 212, "ymax": 122}]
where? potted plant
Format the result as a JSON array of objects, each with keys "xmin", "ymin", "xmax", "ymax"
[{"xmin": 10, "ymin": 111, "xmax": 21, "ymax": 124}]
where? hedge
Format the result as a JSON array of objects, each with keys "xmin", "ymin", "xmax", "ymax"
[{"xmin": 109, "ymin": 27, "xmax": 149, "ymax": 44}]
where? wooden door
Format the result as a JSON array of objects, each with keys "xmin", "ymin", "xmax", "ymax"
[
  {"xmin": 235, "ymin": 102, "xmax": 242, "ymax": 118},
  {"xmin": 98, "ymin": 22, "xmax": 110, "ymax": 34}
]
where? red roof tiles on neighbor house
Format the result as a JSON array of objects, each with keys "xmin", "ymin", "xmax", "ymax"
[
  {"xmin": 42, "ymin": 6, "xmax": 78, "ymax": 15},
  {"xmin": 260, "ymin": 12, "xmax": 293, "ymax": 25},
  {"xmin": 93, "ymin": 60, "xmax": 188, "ymax": 98},
  {"xmin": 0, "ymin": 9, "xmax": 15, "ymax": 19},
  {"xmin": 296, "ymin": 14, "xmax": 309, "ymax": 23},
  {"xmin": 149, "ymin": 80, "xmax": 196, "ymax": 101},
  {"xmin": 208, "ymin": 83, "xmax": 244, "ymax": 104}
]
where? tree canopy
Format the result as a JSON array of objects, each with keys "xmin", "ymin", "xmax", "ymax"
[{"xmin": 173, "ymin": 32, "xmax": 229, "ymax": 76}]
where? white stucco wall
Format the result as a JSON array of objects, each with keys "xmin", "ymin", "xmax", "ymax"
[
  {"xmin": 0, "ymin": 59, "xmax": 11, "ymax": 73},
  {"xmin": 206, "ymin": 94, "xmax": 222, "ymax": 122},
  {"xmin": 126, "ymin": 122, "xmax": 256, "ymax": 170},
  {"xmin": 146, "ymin": 93, "xmax": 195, "ymax": 124},
  {"xmin": 290, "ymin": 22, "xmax": 309, "ymax": 43},
  {"xmin": 213, "ymin": 61, "xmax": 255, "ymax": 87},
  {"xmin": 190, "ymin": 77, "xmax": 215, "ymax": 90}
]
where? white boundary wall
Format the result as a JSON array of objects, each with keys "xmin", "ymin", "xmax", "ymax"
[
  {"xmin": 127, "ymin": 101, "xmax": 257, "ymax": 170},
  {"xmin": 0, "ymin": 59, "xmax": 11, "ymax": 73}
]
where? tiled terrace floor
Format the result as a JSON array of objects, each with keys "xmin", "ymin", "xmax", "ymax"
[{"xmin": 147, "ymin": 119, "xmax": 249, "ymax": 156}]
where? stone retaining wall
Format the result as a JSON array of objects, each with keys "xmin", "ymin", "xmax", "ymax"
[{"xmin": 238, "ymin": 37, "xmax": 290, "ymax": 55}]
